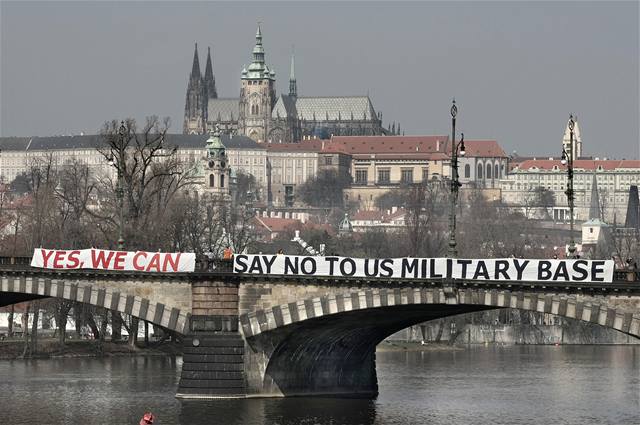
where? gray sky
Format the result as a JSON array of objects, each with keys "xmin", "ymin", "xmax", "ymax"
[{"xmin": 1, "ymin": 1, "xmax": 638, "ymax": 159}]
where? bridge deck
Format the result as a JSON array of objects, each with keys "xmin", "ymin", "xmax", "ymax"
[{"xmin": 0, "ymin": 257, "xmax": 638, "ymax": 296}]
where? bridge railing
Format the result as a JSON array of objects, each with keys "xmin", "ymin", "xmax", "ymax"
[
  {"xmin": 614, "ymin": 269, "xmax": 640, "ymax": 282},
  {"xmin": 0, "ymin": 255, "xmax": 638, "ymax": 282},
  {"xmin": 0, "ymin": 256, "xmax": 32, "ymax": 267}
]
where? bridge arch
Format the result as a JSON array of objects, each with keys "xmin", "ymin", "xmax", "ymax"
[
  {"xmin": 0, "ymin": 274, "xmax": 191, "ymax": 335},
  {"xmin": 239, "ymin": 287, "xmax": 640, "ymax": 396}
]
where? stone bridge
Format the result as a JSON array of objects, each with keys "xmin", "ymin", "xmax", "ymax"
[{"xmin": 0, "ymin": 258, "xmax": 639, "ymax": 399}]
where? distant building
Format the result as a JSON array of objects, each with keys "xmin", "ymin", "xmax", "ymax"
[
  {"xmin": 0, "ymin": 134, "xmax": 267, "ymax": 194},
  {"xmin": 351, "ymin": 208, "xmax": 406, "ymax": 232},
  {"xmin": 500, "ymin": 159, "xmax": 640, "ymax": 222},
  {"xmin": 183, "ymin": 25, "xmax": 386, "ymax": 142},
  {"xmin": 561, "ymin": 115, "xmax": 583, "ymax": 161},
  {"xmin": 330, "ymin": 135, "xmax": 507, "ymax": 208}
]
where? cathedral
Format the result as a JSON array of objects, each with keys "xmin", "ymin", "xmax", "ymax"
[{"xmin": 183, "ymin": 25, "xmax": 386, "ymax": 142}]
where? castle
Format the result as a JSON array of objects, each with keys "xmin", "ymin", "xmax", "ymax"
[{"xmin": 183, "ymin": 25, "xmax": 387, "ymax": 142}]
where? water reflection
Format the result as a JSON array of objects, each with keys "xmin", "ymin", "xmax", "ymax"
[
  {"xmin": 180, "ymin": 398, "xmax": 376, "ymax": 425},
  {"xmin": 0, "ymin": 346, "xmax": 638, "ymax": 425}
]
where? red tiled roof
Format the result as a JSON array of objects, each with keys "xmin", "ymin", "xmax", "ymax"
[
  {"xmin": 266, "ymin": 136, "xmax": 508, "ymax": 160},
  {"xmin": 253, "ymin": 216, "xmax": 303, "ymax": 233},
  {"xmin": 330, "ymin": 136, "xmax": 449, "ymax": 155},
  {"xmin": 460, "ymin": 140, "xmax": 507, "ymax": 158},
  {"xmin": 515, "ymin": 159, "xmax": 640, "ymax": 171}
]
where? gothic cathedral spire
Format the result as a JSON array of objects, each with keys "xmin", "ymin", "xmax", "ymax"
[
  {"xmin": 289, "ymin": 47, "xmax": 297, "ymax": 98},
  {"xmin": 204, "ymin": 46, "xmax": 218, "ymax": 99},
  {"xmin": 183, "ymin": 43, "xmax": 206, "ymax": 134},
  {"xmin": 190, "ymin": 42, "xmax": 201, "ymax": 81}
]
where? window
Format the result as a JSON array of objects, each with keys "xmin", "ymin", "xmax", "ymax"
[
  {"xmin": 377, "ymin": 169, "xmax": 390, "ymax": 184},
  {"xmin": 464, "ymin": 164, "xmax": 470, "ymax": 178},
  {"xmin": 477, "ymin": 164, "xmax": 483, "ymax": 179},
  {"xmin": 325, "ymin": 156, "xmax": 333, "ymax": 165},
  {"xmin": 422, "ymin": 168, "xmax": 429, "ymax": 181},
  {"xmin": 355, "ymin": 169, "xmax": 368, "ymax": 184},
  {"xmin": 285, "ymin": 185, "xmax": 294, "ymax": 207},
  {"xmin": 209, "ymin": 174, "xmax": 215, "ymax": 187},
  {"xmin": 220, "ymin": 175, "xmax": 225, "ymax": 188},
  {"xmin": 495, "ymin": 164, "xmax": 499, "ymax": 178},
  {"xmin": 487, "ymin": 164, "xmax": 492, "ymax": 179},
  {"xmin": 401, "ymin": 169, "xmax": 413, "ymax": 184}
]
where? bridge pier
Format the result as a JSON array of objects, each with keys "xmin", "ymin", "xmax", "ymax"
[{"xmin": 176, "ymin": 280, "xmax": 246, "ymax": 399}]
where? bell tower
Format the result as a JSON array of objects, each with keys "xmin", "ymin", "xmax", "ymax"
[
  {"xmin": 238, "ymin": 24, "xmax": 276, "ymax": 142},
  {"xmin": 203, "ymin": 124, "xmax": 230, "ymax": 198}
]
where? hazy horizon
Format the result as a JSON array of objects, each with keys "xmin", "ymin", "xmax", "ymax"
[{"xmin": 1, "ymin": 1, "xmax": 638, "ymax": 159}]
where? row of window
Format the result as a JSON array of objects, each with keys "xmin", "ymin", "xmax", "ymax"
[
  {"xmin": 354, "ymin": 168, "xmax": 430, "ymax": 184},
  {"xmin": 208, "ymin": 174, "xmax": 225, "ymax": 188},
  {"xmin": 465, "ymin": 163, "xmax": 502, "ymax": 180}
]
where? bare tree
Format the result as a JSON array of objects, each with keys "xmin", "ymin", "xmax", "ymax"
[
  {"xmin": 98, "ymin": 116, "xmax": 193, "ymax": 250},
  {"xmin": 404, "ymin": 182, "xmax": 449, "ymax": 256},
  {"xmin": 53, "ymin": 300, "xmax": 74, "ymax": 347}
]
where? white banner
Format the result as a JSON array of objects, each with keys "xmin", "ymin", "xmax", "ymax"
[
  {"xmin": 31, "ymin": 248, "xmax": 196, "ymax": 273},
  {"xmin": 233, "ymin": 255, "xmax": 614, "ymax": 283}
]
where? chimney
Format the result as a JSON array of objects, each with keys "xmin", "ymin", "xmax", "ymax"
[
  {"xmin": 391, "ymin": 206, "xmax": 398, "ymax": 214},
  {"xmin": 436, "ymin": 140, "xmax": 440, "ymax": 151}
]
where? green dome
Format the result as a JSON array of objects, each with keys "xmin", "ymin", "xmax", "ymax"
[{"xmin": 206, "ymin": 125, "xmax": 226, "ymax": 156}]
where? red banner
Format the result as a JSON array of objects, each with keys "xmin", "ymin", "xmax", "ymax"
[{"xmin": 31, "ymin": 248, "xmax": 196, "ymax": 273}]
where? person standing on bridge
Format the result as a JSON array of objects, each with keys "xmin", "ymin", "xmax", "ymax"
[{"xmin": 205, "ymin": 247, "xmax": 215, "ymax": 271}]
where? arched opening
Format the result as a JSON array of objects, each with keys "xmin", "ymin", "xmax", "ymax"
[
  {"xmin": 209, "ymin": 174, "xmax": 215, "ymax": 187},
  {"xmin": 487, "ymin": 164, "xmax": 492, "ymax": 179},
  {"xmin": 244, "ymin": 288, "xmax": 639, "ymax": 397},
  {"xmin": 220, "ymin": 175, "xmax": 225, "ymax": 188},
  {"xmin": 477, "ymin": 164, "xmax": 483, "ymax": 179},
  {"xmin": 464, "ymin": 164, "xmax": 471, "ymax": 178}
]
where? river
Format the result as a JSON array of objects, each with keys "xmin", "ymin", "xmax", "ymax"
[{"xmin": 0, "ymin": 345, "xmax": 638, "ymax": 424}]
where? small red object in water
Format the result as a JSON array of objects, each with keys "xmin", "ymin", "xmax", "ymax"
[{"xmin": 140, "ymin": 412, "xmax": 154, "ymax": 425}]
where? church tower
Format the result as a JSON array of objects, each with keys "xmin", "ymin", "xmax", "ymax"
[
  {"xmin": 238, "ymin": 24, "xmax": 276, "ymax": 142},
  {"xmin": 203, "ymin": 125, "xmax": 230, "ymax": 198},
  {"xmin": 183, "ymin": 43, "xmax": 206, "ymax": 134},
  {"xmin": 204, "ymin": 46, "xmax": 218, "ymax": 101},
  {"xmin": 562, "ymin": 115, "xmax": 583, "ymax": 160}
]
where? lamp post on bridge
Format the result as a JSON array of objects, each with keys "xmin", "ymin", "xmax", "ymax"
[
  {"xmin": 447, "ymin": 99, "xmax": 466, "ymax": 258},
  {"xmin": 561, "ymin": 114, "xmax": 576, "ymax": 258},
  {"xmin": 108, "ymin": 121, "xmax": 127, "ymax": 250}
]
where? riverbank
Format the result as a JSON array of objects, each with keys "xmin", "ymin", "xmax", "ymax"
[
  {"xmin": 376, "ymin": 341, "xmax": 463, "ymax": 352},
  {"xmin": 0, "ymin": 338, "xmax": 181, "ymax": 359}
]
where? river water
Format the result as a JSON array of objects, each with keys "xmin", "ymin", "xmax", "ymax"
[{"xmin": 0, "ymin": 345, "xmax": 638, "ymax": 424}]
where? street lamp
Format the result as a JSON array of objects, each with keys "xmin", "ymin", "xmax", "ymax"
[
  {"xmin": 447, "ymin": 99, "xmax": 466, "ymax": 258},
  {"xmin": 108, "ymin": 121, "xmax": 127, "ymax": 250},
  {"xmin": 561, "ymin": 114, "xmax": 576, "ymax": 258}
]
